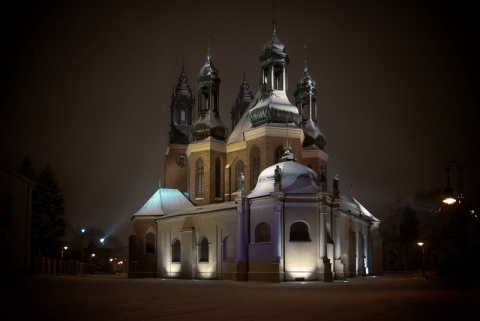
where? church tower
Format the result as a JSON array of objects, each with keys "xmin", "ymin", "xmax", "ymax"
[
  {"xmin": 231, "ymin": 73, "xmax": 253, "ymax": 130},
  {"xmin": 248, "ymin": 21, "xmax": 301, "ymax": 127},
  {"xmin": 187, "ymin": 42, "xmax": 228, "ymax": 205},
  {"xmin": 164, "ymin": 65, "xmax": 194, "ymax": 192},
  {"xmin": 294, "ymin": 52, "xmax": 329, "ymax": 182}
]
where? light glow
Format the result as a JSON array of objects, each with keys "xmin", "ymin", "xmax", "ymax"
[
  {"xmin": 443, "ymin": 197, "xmax": 456, "ymax": 205},
  {"xmin": 417, "ymin": 242, "xmax": 424, "ymax": 247}
]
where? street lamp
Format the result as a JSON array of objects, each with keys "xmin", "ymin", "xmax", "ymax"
[
  {"xmin": 61, "ymin": 245, "xmax": 68, "ymax": 259},
  {"xmin": 442, "ymin": 160, "xmax": 469, "ymax": 291},
  {"xmin": 417, "ymin": 242, "xmax": 425, "ymax": 279},
  {"xmin": 443, "ymin": 160, "xmax": 465, "ymax": 205},
  {"xmin": 80, "ymin": 228, "xmax": 86, "ymax": 263}
]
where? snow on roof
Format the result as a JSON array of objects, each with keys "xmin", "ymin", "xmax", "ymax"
[
  {"xmin": 227, "ymin": 91, "xmax": 261, "ymax": 144},
  {"xmin": 159, "ymin": 201, "xmax": 237, "ymax": 219},
  {"xmin": 339, "ymin": 194, "xmax": 379, "ymax": 222},
  {"xmin": 132, "ymin": 188, "xmax": 194, "ymax": 217},
  {"xmin": 248, "ymin": 161, "xmax": 319, "ymax": 198}
]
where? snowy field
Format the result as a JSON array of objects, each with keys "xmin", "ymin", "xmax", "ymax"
[{"xmin": 2, "ymin": 273, "xmax": 478, "ymax": 321}]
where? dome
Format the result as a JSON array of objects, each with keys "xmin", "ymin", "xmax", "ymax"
[
  {"xmin": 259, "ymin": 25, "xmax": 289, "ymax": 66},
  {"xmin": 174, "ymin": 66, "xmax": 193, "ymax": 97},
  {"xmin": 199, "ymin": 51, "xmax": 219, "ymax": 80},
  {"xmin": 248, "ymin": 159, "xmax": 319, "ymax": 198}
]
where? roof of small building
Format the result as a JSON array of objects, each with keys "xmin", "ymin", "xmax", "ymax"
[
  {"xmin": 132, "ymin": 188, "xmax": 194, "ymax": 218},
  {"xmin": 340, "ymin": 194, "xmax": 379, "ymax": 222}
]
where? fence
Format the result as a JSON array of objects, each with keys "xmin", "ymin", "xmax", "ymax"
[{"xmin": 31, "ymin": 257, "xmax": 95, "ymax": 275}]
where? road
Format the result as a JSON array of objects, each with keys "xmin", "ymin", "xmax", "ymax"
[{"xmin": 1, "ymin": 273, "xmax": 478, "ymax": 321}]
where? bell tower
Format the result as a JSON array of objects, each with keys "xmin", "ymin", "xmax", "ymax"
[
  {"xmin": 294, "ymin": 47, "xmax": 329, "ymax": 178},
  {"xmin": 188, "ymin": 38, "xmax": 228, "ymax": 205},
  {"xmin": 164, "ymin": 65, "xmax": 194, "ymax": 192}
]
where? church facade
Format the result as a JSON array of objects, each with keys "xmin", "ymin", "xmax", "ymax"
[{"xmin": 129, "ymin": 22, "xmax": 382, "ymax": 282}]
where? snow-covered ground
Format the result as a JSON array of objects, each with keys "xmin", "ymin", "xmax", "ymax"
[{"xmin": 2, "ymin": 273, "xmax": 478, "ymax": 321}]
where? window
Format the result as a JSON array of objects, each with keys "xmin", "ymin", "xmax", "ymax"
[
  {"xmin": 256, "ymin": 222, "xmax": 271, "ymax": 243},
  {"xmin": 145, "ymin": 232, "xmax": 155, "ymax": 254},
  {"xmin": 199, "ymin": 237, "xmax": 209, "ymax": 262},
  {"xmin": 196, "ymin": 158, "xmax": 204, "ymax": 198},
  {"xmin": 235, "ymin": 160, "xmax": 244, "ymax": 192},
  {"xmin": 215, "ymin": 157, "xmax": 221, "ymax": 198},
  {"xmin": 290, "ymin": 222, "xmax": 310, "ymax": 242},
  {"xmin": 180, "ymin": 109, "xmax": 186, "ymax": 124},
  {"xmin": 172, "ymin": 239, "xmax": 181, "ymax": 263},
  {"xmin": 250, "ymin": 146, "xmax": 260, "ymax": 189}
]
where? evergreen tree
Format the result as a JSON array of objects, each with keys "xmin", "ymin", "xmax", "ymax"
[
  {"xmin": 19, "ymin": 157, "xmax": 67, "ymax": 258},
  {"xmin": 33, "ymin": 164, "xmax": 67, "ymax": 257},
  {"xmin": 381, "ymin": 195, "xmax": 419, "ymax": 270},
  {"xmin": 18, "ymin": 156, "xmax": 37, "ymax": 181}
]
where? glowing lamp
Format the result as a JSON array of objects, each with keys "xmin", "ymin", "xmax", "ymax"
[{"xmin": 443, "ymin": 197, "xmax": 456, "ymax": 205}]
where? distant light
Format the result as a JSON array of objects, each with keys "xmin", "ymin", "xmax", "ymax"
[
  {"xmin": 64, "ymin": 246, "xmax": 68, "ymax": 250},
  {"xmin": 417, "ymin": 242, "xmax": 424, "ymax": 247},
  {"xmin": 100, "ymin": 238, "xmax": 105, "ymax": 243},
  {"xmin": 443, "ymin": 197, "xmax": 456, "ymax": 205},
  {"xmin": 81, "ymin": 228, "xmax": 85, "ymax": 233}
]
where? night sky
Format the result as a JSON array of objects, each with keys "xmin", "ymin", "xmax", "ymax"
[{"xmin": 2, "ymin": 0, "xmax": 478, "ymax": 243}]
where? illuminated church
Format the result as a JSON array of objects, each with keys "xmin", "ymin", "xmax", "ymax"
[{"xmin": 129, "ymin": 22, "xmax": 382, "ymax": 281}]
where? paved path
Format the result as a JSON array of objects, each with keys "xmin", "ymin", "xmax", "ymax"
[{"xmin": 1, "ymin": 273, "xmax": 478, "ymax": 321}]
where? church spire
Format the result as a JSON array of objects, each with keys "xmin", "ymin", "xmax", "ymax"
[
  {"xmin": 294, "ymin": 45, "xmax": 326, "ymax": 150},
  {"xmin": 231, "ymin": 72, "xmax": 253, "ymax": 129},
  {"xmin": 248, "ymin": 6, "xmax": 301, "ymax": 129},
  {"xmin": 168, "ymin": 63, "xmax": 194, "ymax": 144},
  {"xmin": 192, "ymin": 33, "xmax": 228, "ymax": 142}
]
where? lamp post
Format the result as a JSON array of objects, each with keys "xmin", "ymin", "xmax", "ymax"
[
  {"xmin": 61, "ymin": 245, "xmax": 68, "ymax": 259},
  {"xmin": 81, "ymin": 228, "xmax": 86, "ymax": 263},
  {"xmin": 417, "ymin": 242, "xmax": 425, "ymax": 279},
  {"xmin": 61, "ymin": 246, "xmax": 68, "ymax": 275},
  {"xmin": 442, "ymin": 160, "xmax": 468, "ymax": 291},
  {"xmin": 90, "ymin": 253, "xmax": 96, "ymax": 274},
  {"xmin": 443, "ymin": 160, "xmax": 465, "ymax": 205}
]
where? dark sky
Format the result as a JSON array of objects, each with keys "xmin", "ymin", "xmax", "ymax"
[{"xmin": 2, "ymin": 0, "xmax": 478, "ymax": 243}]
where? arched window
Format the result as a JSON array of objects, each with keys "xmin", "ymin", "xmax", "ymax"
[
  {"xmin": 172, "ymin": 239, "xmax": 181, "ymax": 263},
  {"xmin": 145, "ymin": 232, "xmax": 155, "ymax": 253},
  {"xmin": 196, "ymin": 158, "xmax": 204, "ymax": 198},
  {"xmin": 275, "ymin": 145, "xmax": 283, "ymax": 163},
  {"xmin": 290, "ymin": 222, "xmax": 310, "ymax": 242},
  {"xmin": 235, "ymin": 160, "xmax": 244, "ymax": 192},
  {"xmin": 256, "ymin": 222, "xmax": 271, "ymax": 243},
  {"xmin": 199, "ymin": 237, "xmax": 209, "ymax": 262},
  {"xmin": 215, "ymin": 157, "xmax": 221, "ymax": 198},
  {"xmin": 250, "ymin": 146, "xmax": 261, "ymax": 189}
]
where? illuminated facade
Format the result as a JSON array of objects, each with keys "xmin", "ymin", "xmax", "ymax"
[{"xmin": 129, "ymin": 23, "xmax": 382, "ymax": 281}]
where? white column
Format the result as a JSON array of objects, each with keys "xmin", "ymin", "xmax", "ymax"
[
  {"xmin": 270, "ymin": 67, "xmax": 274, "ymax": 90},
  {"xmin": 319, "ymin": 209, "xmax": 327, "ymax": 259},
  {"xmin": 282, "ymin": 65, "xmax": 286, "ymax": 91},
  {"xmin": 237, "ymin": 198, "xmax": 245, "ymax": 261},
  {"xmin": 334, "ymin": 211, "xmax": 341, "ymax": 259},
  {"xmin": 274, "ymin": 202, "xmax": 282, "ymax": 260},
  {"xmin": 363, "ymin": 224, "xmax": 369, "ymax": 273}
]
